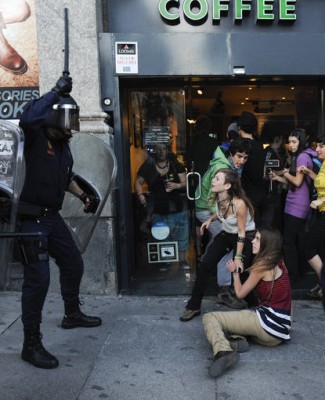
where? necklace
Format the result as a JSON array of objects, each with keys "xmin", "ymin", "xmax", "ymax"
[
  {"xmin": 156, "ymin": 161, "xmax": 169, "ymax": 169},
  {"xmin": 217, "ymin": 196, "xmax": 232, "ymax": 218}
]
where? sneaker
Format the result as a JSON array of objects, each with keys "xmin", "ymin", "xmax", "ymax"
[
  {"xmin": 209, "ymin": 351, "xmax": 240, "ymax": 378},
  {"xmin": 228, "ymin": 337, "xmax": 249, "ymax": 353},
  {"xmin": 180, "ymin": 308, "xmax": 201, "ymax": 322},
  {"xmin": 307, "ymin": 284, "xmax": 322, "ymax": 300},
  {"xmin": 216, "ymin": 287, "xmax": 247, "ymax": 310},
  {"xmin": 180, "ymin": 260, "xmax": 191, "ymax": 270}
]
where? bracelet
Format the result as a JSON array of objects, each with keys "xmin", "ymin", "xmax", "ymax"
[
  {"xmin": 234, "ymin": 253, "xmax": 245, "ymax": 259},
  {"xmin": 237, "ymin": 236, "xmax": 245, "ymax": 243}
]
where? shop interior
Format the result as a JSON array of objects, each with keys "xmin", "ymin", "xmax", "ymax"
[{"xmin": 122, "ymin": 76, "xmax": 320, "ymax": 296}]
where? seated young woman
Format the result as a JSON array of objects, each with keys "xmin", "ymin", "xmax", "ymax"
[{"xmin": 202, "ymin": 227, "xmax": 292, "ymax": 378}]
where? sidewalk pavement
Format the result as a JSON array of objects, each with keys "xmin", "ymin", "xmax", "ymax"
[{"xmin": 0, "ymin": 292, "xmax": 324, "ymax": 400}]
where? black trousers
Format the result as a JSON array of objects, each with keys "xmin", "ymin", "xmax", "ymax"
[
  {"xmin": 20, "ymin": 213, "xmax": 84, "ymax": 327},
  {"xmin": 282, "ymin": 213, "xmax": 306, "ymax": 280},
  {"xmin": 186, "ymin": 231, "xmax": 253, "ymax": 310}
]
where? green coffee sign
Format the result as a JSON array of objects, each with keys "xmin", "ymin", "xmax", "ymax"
[{"xmin": 158, "ymin": 0, "xmax": 296, "ymax": 23}]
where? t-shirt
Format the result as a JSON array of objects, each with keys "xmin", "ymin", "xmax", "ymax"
[
  {"xmin": 284, "ymin": 150, "xmax": 315, "ymax": 219},
  {"xmin": 137, "ymin": 156, "xmax": 185, "ymax": 214},
  {"xmin": 241, "ymin": 139, "xmax": 266, "ymax": 207},
  {"xmin": 314, "ymin": 161, "xmax": 325, "ymax": 212}
]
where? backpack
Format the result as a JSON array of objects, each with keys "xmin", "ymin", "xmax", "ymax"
[{"xmin": 305, "ymin": 152, "xmax": 321, "ymax": 200}]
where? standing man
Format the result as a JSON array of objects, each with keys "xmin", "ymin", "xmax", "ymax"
[
  {"xmin": 238, "ymin": 111, "xmax": 268, "ymax": 228},
  {"xmin": 18, "ymin": 76, "xmax": 101, "ymax": 369}
]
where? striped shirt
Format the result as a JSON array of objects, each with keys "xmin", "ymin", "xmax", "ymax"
[{"xmin": 255, "ymin": 260, "xmax": 292, "ymax": 341}]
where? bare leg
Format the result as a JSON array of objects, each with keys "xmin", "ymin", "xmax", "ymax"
[{"xmin": 308, "ymin": 255, "xmax": 323, "ymax": 279}]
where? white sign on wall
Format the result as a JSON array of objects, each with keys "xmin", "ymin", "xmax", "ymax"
[{"xmin": 115, "ymin": 42, "xmax": 138, "ymax": 74}]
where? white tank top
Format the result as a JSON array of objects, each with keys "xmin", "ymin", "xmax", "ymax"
[{"xmin": 216, "ymin": 200, "xmax": 255, "ymax": 234}]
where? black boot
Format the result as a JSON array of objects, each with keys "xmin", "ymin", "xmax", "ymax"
[
  {"xmin": 21, "ymin": 327, "xmax": 59, "ymax": 369},
  {"xmin": 62, "ymin": 301, "xmax": 102, "ymax": 329}
]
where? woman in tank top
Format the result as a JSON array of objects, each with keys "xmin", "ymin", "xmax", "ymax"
[
  {"xmin": 202, "ymin": 227, "xmax": 292, "ymax": 378},
  {"xmin": 180, "ymin": 168, "xmax": 255, "ymax": 322}
]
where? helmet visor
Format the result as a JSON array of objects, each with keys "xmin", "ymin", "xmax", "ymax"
[{"xmin": 53, "ymin": 103, "xmax": 80, "ymax": 132}]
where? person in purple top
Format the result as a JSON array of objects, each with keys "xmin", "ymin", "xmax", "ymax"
[{"xmin": 270, "ymin": 128, "xmax": 318, "ymax": 282}]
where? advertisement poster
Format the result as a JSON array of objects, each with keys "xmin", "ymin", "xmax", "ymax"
[{"xmin": 0, "ymin": 0, "xmax": 39, "ymax": 121}]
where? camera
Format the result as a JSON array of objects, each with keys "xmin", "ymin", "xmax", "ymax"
[
  {"xmin": 264, "ymin": 159, "xmax": 280, "ymax": 175},
  {"xmin": 264, "ymin": 159, "xmax": 280, "ymax": 191}
]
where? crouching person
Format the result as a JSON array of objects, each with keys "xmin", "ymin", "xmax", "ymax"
[{"xmin": 203, "ymin": 228, "xmax": 292, "ymax": 378}]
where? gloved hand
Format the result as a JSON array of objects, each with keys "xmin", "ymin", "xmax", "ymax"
[
  {"xmin": 51, "ymin": 76, "xmax": 73, "ymax": 96},
  {"xmin": 79, "ymin": 192, "xmax": 98, "ymax": 214}
]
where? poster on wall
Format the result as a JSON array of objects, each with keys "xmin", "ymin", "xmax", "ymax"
[
  {"xmin": 0, "ymin": 0, "xmax": 39, "ymax": 122},
  {"xmin": 115, "ymin": 42, "xmax": 138, "ymax": 74}
]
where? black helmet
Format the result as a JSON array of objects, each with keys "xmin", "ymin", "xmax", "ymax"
[{"xmin": 46, "ymin": 94, "xmax": 80, "ymax": 133}]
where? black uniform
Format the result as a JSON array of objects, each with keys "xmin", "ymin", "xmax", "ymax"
[{"xmin": 18, "ymin": 91, "xmax": 84, "ymax": 328}]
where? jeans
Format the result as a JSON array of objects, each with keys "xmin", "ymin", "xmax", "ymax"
[
  {"xmin": 186, "ymin": 231, "xmax": 253, "ymax": 310},
  {"xmin": 20, "ymin": 213, "xmax": 84, "ymax": 327},
  {"xmin": 203, "ymin": 309, "xmax": 281, "ymax": 356}
]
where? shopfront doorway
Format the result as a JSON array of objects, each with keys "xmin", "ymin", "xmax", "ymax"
[{"xmin": 120, "ymin": 76, "xmax": 321, "ymax": 296}]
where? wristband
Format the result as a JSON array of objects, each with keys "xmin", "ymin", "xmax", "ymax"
[
  {"xmin": 237, "ymin": 236, "xmax": 245, "ymax": 243},
  {"xmin": 234, "ymin": 253, "xmax": 245, "ymax": 259}
]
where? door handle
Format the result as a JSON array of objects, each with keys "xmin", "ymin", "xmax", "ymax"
[{"xmin": 186, "ymin": 172, "xmax": 201, "ymax": 200}]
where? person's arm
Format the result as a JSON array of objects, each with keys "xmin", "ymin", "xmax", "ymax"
[
  {"xmin": 297, "ymin": 165, "xmax": 317, "ymax": 181},
  {"xmin": 19, "ymin": 77, "xmax": 72, "ymax": 130},
  {"xmin": 134, "ymin": 175, "xmax": 146, "ymax": 206},
  {"xmin": 19, "ymin": 92, "xmax": 59, "ymax": 130},
  {"xmin": 311, "ymin": 196, "xmax": 325, "ymax": 209},
  {"xmin": 226, "ymin": 261, "xmax": 263, "ymax": 299},
  {"xmin": 200, "ymin": 213, "xmax": 218, "ymax": 235},
  {"xmin": 67, "ymin": 179, "xmax": 98, "ymax": 213},
  {"xmin": 166, "ymin": 171, "xmax": 186, "ymax": 191},
  {"xmin": 233, "ymin": 199, "xmax": 247, "ymax": 272},
  {"xmin": 271, "ymin": 167, "xmax": 305, "ymax": 187},
  {"xmin": 67, "ymin": 179, "xmax": 84, "ymax": 198}
]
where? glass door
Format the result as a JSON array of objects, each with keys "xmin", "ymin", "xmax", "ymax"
[{"xmin": 128, "ymin": 88, "xmax": 198, "ymax": 295}]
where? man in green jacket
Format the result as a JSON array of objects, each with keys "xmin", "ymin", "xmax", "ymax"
[{"xmin": 195, "ymin": 139, "xmax": 252, "ymax": 308}]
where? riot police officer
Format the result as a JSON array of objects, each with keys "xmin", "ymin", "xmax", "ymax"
[{"xmin": 18, "ymin": 76, "xmax": 101, "ymax": 369}]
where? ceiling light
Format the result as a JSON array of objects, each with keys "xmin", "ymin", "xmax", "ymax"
[{"xmin": 197, "ymin": 89, "xmax": 203, "ymax": 95}]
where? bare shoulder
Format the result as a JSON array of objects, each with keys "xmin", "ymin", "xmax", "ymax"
[{"xmin": 233, "ymin": 197, "xmax": 247, "ymax": 211}]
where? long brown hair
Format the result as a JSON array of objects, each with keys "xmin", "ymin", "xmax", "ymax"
[
  {"xmin": 248, "ymin": 228, "xmax": 283, "ymax": 273},
  {"xmin": 211, "ymin": 168, "xmax": 254, "ymax": 218}
]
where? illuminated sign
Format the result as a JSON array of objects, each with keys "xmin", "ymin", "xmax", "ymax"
[{"xmin": 158, "ymin": 0, "xmax": 297, "ymax": 24}]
